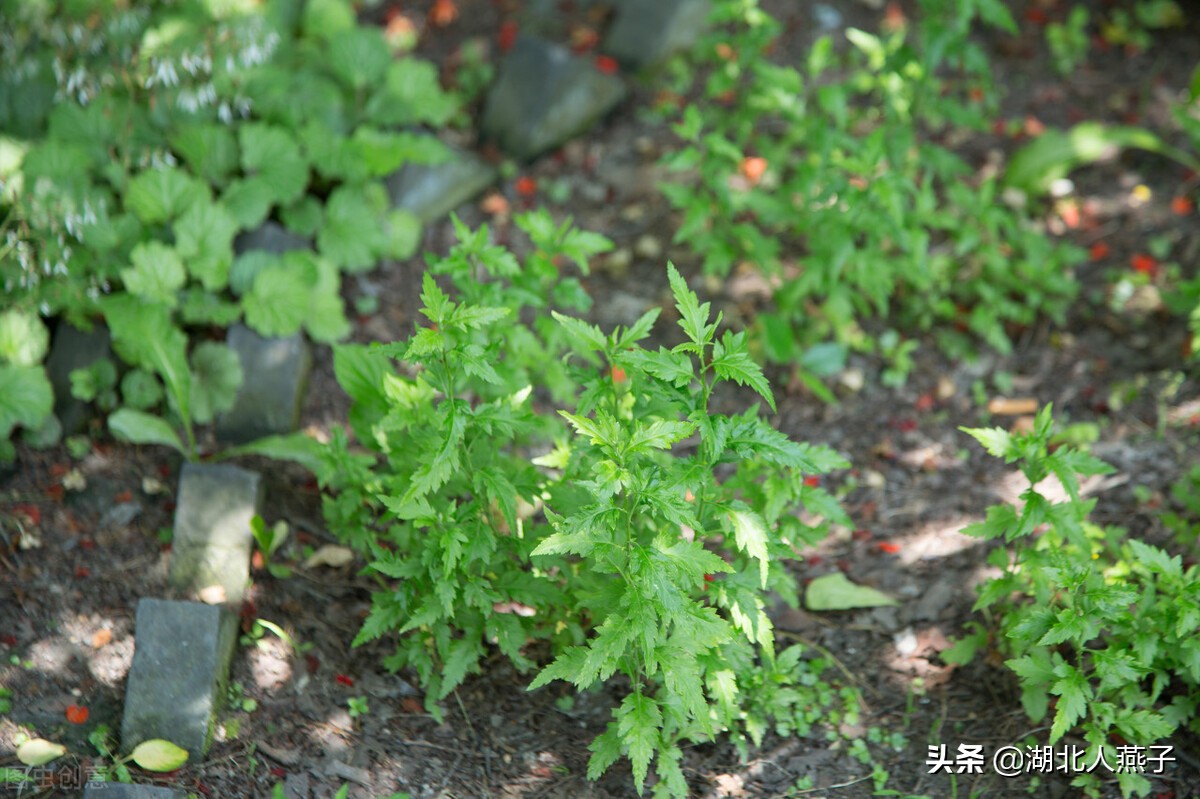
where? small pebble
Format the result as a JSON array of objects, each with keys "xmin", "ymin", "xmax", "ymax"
[{"xmin": 634, "ymin": 234, "xmax": 662, "ymax": 260}]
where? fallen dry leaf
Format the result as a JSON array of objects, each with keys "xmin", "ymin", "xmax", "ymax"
[
  {"xmin": 303, "ymin": 544, "xmax": 355, "ymax": 569},
  {"xmin": 198, "ymin": 585, "xmax": 227, "ymax": 604},
  {"xmin": 986, "ymin": 397, "xmax": 1038, "ymax": 415},
  {"xmin": 91, "ymin": 628, "xmax": 113, "ymax": 649}
]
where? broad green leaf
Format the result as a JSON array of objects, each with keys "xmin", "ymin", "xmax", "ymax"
[
  {"xmin": 120, "ymin": 369, "xmax": 164, "ymax": 410},
  {"xmin": 124, "ymin": 167, "xmax": 208, "ymax": 224},
  {"xmin": 805, "ymin": 572, "xmax": 898, "ymax": 610},
  {"xmin": 108, "ymin": 409, "xmax": 186, "ymax": 455},
  {"xmin": 189, "ymin": 342, "xmax": 243, "ymax": 424},
  {"xmin": 367, "ymin": 60, "xmax": 457, "ymax": 127},
  {"xmin": 170, "ymin": 124, "xmax": 238, "ymax": 184},
  {"xmin": 0, "ymin": 364, "xmax": 53, "ymax": 437},
  {"xmin": 302, "ymin": 0, "xmax": 355, "ymax": 39},
  {"xmin": 0, "ymin": 309, "xmax": 50, "ymax": 366},
  {"xmin": 1049, "ymin": 666, "xmax": 1090, "ymax": 742},
  {"xmin": 327, "ymin": 27, "xmax": 391, "ymax": 90},
  {"xmin": 16, "ymin": 739, "xmax": 66, "ymax": 766},
  {"xmin": 385, "ymin": 208, "xmax": 422, "ymax": 260},
  {"xmin": 317, "ymin": 183, "xmax": 389, "ymax": 271},
  {"xmin": 221, "ymin": 177, "xmax": 276, "ymax": 229},
  {"xmin": 240, "ymin": 124, "xmax": 308, "ymax": 208},
  {"xmin": 1005, "ymin": 122, "xmax": 1200, "ymax": 198},
  {"xmin": 242, "ymin": 262, "xmax": 312, "ymax": 337},
  {"xmin": 728, "ymin": 504, "xmax": 770, "ymax": 587},
  {"xmin": 174, "ymin": 198, "xmax": 238, "ymax": 291},
  {"xmin": 179, "ymin": 288, "xmax": 242, "ymax": 326},
  {"xmin": 129, "ymin": 739, "xmax": 189, "ymax": 772},
  {"xmin": 121, "ymin": 242, "xmax": 186, "ymax": 307}
]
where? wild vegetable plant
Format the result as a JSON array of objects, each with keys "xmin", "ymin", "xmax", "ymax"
[
  {"xmin": 659, "ymin": 0, "xmax": 1081, "ymax": 387},
  {"xmin": 958, "ymin": 406, "xmax": 1200, "ymax": 799},
  {"xmin": 324, "ymin": 220, "xmax": 852, "ymax": 797}
]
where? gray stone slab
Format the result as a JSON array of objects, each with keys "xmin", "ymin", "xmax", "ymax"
[
  {"xmin": 84, "ymin": 784, "xmax": 187, "ymax": 799},
  {"xmin": 215, "ymin": 324, "xmax": 311, "ymax": 444},
  {"xmin": 169, "ymin": 462, "xmax": 261, "ymax": 604},
  {"xmin": 120, "ymin": 598, "xmax": 238, "ymax": 761},
  {"xmin": 386, "ymin": 148, "xmax": 498, "ymax": 224},
  {"xmin": 603, "ymin": 0, "xmax": 712, "ymax": 70},
  {"xmin": 44, "ymin": 321, "xmax": 111, "ymax": 435},
  {"xmin": 234, "ymin": 221, "xmax": 311, "ymax": 255},
  {"xmin": 481, "ymin": 35, "xmax": 627, "ymax": 161}
]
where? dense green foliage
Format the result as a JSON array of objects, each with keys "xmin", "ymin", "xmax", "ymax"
[
  {"xmin": 0, "ymin": 0, "xmax": 455, "ymax": 459},
  {"xmin": 322, "ymin": 217, "xmax": 853, "ymax": 795},
  {"xmin": 956, "ymin": 408, "xmax": 1200, "ymax": 798}
]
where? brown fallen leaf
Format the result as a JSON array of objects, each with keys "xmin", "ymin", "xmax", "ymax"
[
  {"xmin": 986, "ymin": 396, "xmax": 1038, "ymax": 416},
  {"xmin": 303, "ymin": 544, "xmax": 354, "ymax": 569},
  {"xmin": 91, "ymin": 629, "xmax": 113, "ymax": 649}
]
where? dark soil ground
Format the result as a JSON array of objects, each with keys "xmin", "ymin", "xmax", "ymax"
[{"xmin": 2, "ymin": 1, "xmax": 1200, "ymax": 798}]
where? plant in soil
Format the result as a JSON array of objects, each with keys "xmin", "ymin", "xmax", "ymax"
[{"xmin": 322, "ymin": 218, "xmax": 853, "ymax": 797}]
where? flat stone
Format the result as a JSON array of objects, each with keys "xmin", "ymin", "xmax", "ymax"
[
  {"xmin": 169, "ymin": 462, "xmax": 261, "ymax": 604},
  {"xmin": 215, "ymin": 324, "xmax": 311, "ymax": 444},
  {"xmin": 234, "ymin": 221, "xmax": 311, "ymax": 255},
  {"xmin": 120, "ymin": 598, "xmax": 238, "ymax": 761},
  {"xmin": 386, "ymin": 147, "xmax": 498, "ymax": 224},
  {"xmin": 603, "ymin": 0, "xmax": 711, "ymax": 70},
  {"xmin": 482, "ymin": 35, "xmax": 627, "ymax": 161},
  {"xmin": 84, "ymin": 784, "xmax": 187, "ymax": 799},
  {"xmin": 44, "ymin": 321, "xmax": 111, "ymax": 435}
]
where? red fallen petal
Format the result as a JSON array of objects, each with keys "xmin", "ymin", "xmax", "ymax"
[
  {"xmin": 74, "ymin": 567, "xmax": 91, "ymax": 578},
  {"xmin": 65, "ymin": 704, "xmax": 89, "ymax": 724},
  {"xmin": 1131, "ymin": 253, "xmax": 1158, "ymax": 275},
  {"xmin": 335, "ymin": 674, "xmax": 355, "ymax": 687},
  {"xmin": 803, "ymin": 476, "xmax": 820, "ymax": 487},
  {"xmin": 593, "ymin": 55, "xmax": 619, "ymax": 74},
  {"xmin": 12, "ymin": 503, "xmax": 41, "ymax": 525},
  {"xmin": 515, "ymin": 176, "xmax": 537, "ymax": 197},
  {"xmin": 1089, "ymin": 241, "xmax": 1110, "ymax": 261},
  {"xmin": 897, "ymin": 419, "xmax": 918, "ymax": 432},
  {"xmin": 80, "ymin": 538, "xmax": 95, "ymax": 550},
  {"xmin": 1171, "ymin": 196, "xmax": 1194, "ymax": 216},
  {"xmin": 914, "ymin": 393, "xmax": 935, "ymax": 412},
  {"xmin": 50, "ymin": 463, "xmax": 68, "ymax": 477},
  {"xmin": 806, "ymin": 555, "xmax": 823, "ymax": 566},
  {"xmin": 0, "ymin": 634, "xmax": 16, "ymax": 646},
  {"xmin": 498, "ymin": 20, "xmax": 518, "ymax": 53},
  {"xmin": 270, "ymin": 767, "xmax": 286, "ymax": 778},
  {"xmin": 877, "ymin": 542, "xmax": 902, "ymax": 554},
  {"xmin": 852, "ymin": 528, "xmax": 872, "ymax": 541},
  {"xmin": 306, "ymin": 653, "xmax": 320, "ymax": 675},
  {"xmin": 114, "ymin": 490, "xmax": 133, "ymax": 504},
  {"xmin": 158, "ymin": 464, "xmax": 172, "ymax": 478}
]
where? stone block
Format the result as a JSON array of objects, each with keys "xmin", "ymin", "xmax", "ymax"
[
  {"xmin": 215, "ymin": 324, "xmax": 311, "ymax": 444},
  {"xmin": 169, "ymin": 462, "xmax": 261, "ymax": 604},
  {"xmin": 119, "ymin": 599, "xmax": 238, "ymax": 761},
  {"xmin": 481, "ymin": 35, "xmax": 626, "ymax": 161},
  {"xmin": 386, "ymin": 148, "xmax": 498, "ymax": 224},
  {"xmin": 44, "ymin": 321, "xmax": 111, "ymax": 435},
  {"xmin": 84, "ymin": 784, "xmax": 187, "ymax": 799},
  {"xmin": 603, "ymin": 0, "xmax": 712, "ymax": 70}
]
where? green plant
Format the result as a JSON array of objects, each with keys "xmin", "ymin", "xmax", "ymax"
[
  {"xmin": 660, "ymin": 0, "xmax": 1080, "ymax": 384},
  {"xmin": 1046, "ymin": 7, "xmax": 1090, "ymax": 76},
  {"xmin": 0, "ymin": 0, "xmax": 457, "ymax": 461},
  {"xmin": 346, "ymin": 696, "xmax": 368, "ymax": 720},
  {"xmin": 323, "ymin": 219, "xmax": 853, "ymax": 796},
  {"xmin": 959, "ymin": 406, "xmax": 1200, "ymax": 798},
  {"xmin": 250, "ymin": 514, "xmax": 292, "ymax": 578}
]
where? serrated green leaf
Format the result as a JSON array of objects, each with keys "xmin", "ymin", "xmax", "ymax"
[
  {"xmin": 667, "ymin": 262, "xmax": 714, "ymax": 349},
  {"xmin": 242, "ymin": 263, "xmax": 309, "ymax": 337},
  {"xmin": 586, "ymin": 723, "xmax": 623, "ymax": 780},
  {"xmin": 0, "ymin": 364, "xmax": 53, "ymax": 438},
  {"xmin": 727, "ymin": 504, "xmax": 770, "ymax": 587},
  {"xmin": 178, "ymin": 288, "xmax": 242, "ymax": 326},
  {"xmin": 221, "ymin": 177, "xmax": 276, "ymax": 229},
  {"xmin": 121, "ymin": 242, "xmax": 186, "ymax": 307},
  {"xmin": 0, "ymin": 310, "xmax": 50, "ymax": 366},
  {"xmin": 174, "ymin": 198, "xmax": 238, "ymax": 291},
  {"xmin": 189, "ymin": 342, "xmax": 243, "ymax": 424},
  {"xmin": 1049, "ymin": 667, "xmax": 1090, "ymax": 742},
  {"xmin": 436, "ymin": 638, "xmax": 480, "ymax": 700},
  {"xmin": 125, "ymin": 167, "xmax": 207, "ymax": 224},
  {"xmin": 553, "ymin": 312, "xmax": 607, "ymax": 352},
  {"xmin": 529, "ymin": 646, "xmax": 589, "ymax": 690},
  {"xmin": 317, "ymin": 183, "xmax": 389, "ymax": 271},
  {"xmin": 962, "ymin": 426, "xmax": 1013, "ymax": 459},
  {"xmin": 170, "ymin": 124, "xmax": 238, "ymax": 184},
  {"xmin": 616, "ymin": 692, "xmax": 661, "ymax": 791},
  {"xmin": 711, "ymin": 331, "xmax": 774, "ymax": 411},
  {"xmin": 622, "ymin": 348, "xmax": 693, "ymax": 387},
  {"xmin": 108, "ymin": 408, "xmax": 185, "ymax": 455}
]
